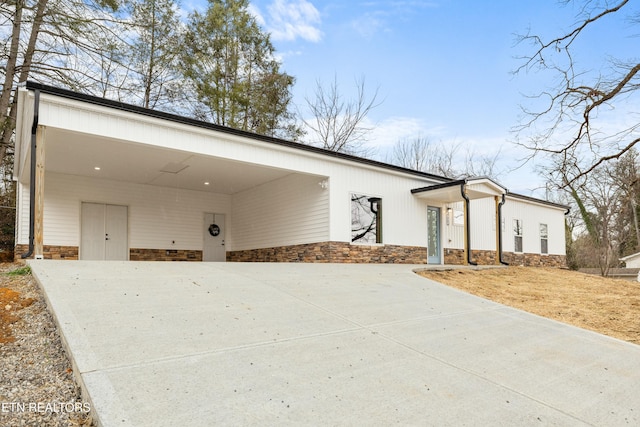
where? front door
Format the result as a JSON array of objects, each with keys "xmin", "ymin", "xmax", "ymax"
[
  {"xmin": 80, "ymin": 203, "xmax": 128, "ymax": 260},
  {"xmin": 203, "ymin": 213, "xmax": 226, "ymax": 261},
  {"xmin": 427, "ymin": 206, "xmax": 441, "ymax": 264}
]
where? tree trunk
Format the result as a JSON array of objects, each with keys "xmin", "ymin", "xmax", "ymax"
[
  {"xmin": 633, "ymin": 198, "xmax": 640, "ymax": 252},
  {"xmin": 0, "ymin": 0, "xmax": 25, "ymax": 162},
  {"xmin": 0, "ymin": 0, "xmax": 50, "ymax": 160}
]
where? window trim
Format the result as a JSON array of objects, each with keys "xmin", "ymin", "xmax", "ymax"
[
  {"xmin": 513, "ymin": 219, "xmax": 523, "ymax": 253},
  {"xmin": 540, "ymin": 223, "xmax": 549, "ymax": 255}
]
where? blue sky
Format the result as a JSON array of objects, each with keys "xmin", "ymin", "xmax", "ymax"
[{"xmin": 189, "ymin": 0, "xmax": 637, "ymax": 196}]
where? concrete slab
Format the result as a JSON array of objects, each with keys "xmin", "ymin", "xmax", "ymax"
[{"xmin": 30, "ymin": 261, "xmax": 640, "ymax": 426}]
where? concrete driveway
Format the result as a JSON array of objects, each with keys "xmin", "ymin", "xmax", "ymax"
[{"xmin": 30, "ymin": 261, "xmax": 640, "ymax": 426}]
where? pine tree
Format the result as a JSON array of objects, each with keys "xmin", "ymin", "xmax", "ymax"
[
  {"xmin": 181, "ymin": 0, "xmax": 300, "ymax": 138},
  {"xmin": 128, "ymin": 0, "xmax": 183, "ymax": 110}
]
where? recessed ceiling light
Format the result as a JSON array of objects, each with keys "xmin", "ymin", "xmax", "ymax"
[
  {"xmin": 94, "ymin": 166, "xmax": 101, "ymax": 171},
  {"xmin": 204, "ymin": 182, "xmax": 210, "ymax": 186}
]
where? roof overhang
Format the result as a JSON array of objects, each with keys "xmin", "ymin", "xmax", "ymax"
[
  {"xmin": 411, "ymin": 177, "xmax": 506, "ymax": 202},
  {"xmin": 17, "ymin": 81, "xmax": 452, "ymax": 186},
  {"xmin": 620, "ymin": 252, "xmax": 640, "ymax": 262}
]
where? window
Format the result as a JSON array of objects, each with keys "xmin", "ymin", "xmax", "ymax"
[
  {"xmin": 351, "ymin": 193, "xmax": 382, "ymax": 243},
  {"xmin": 540, "ymin": 223, "xmax": 548, "ymax": 254},
  {"xmin": 513, "ymin": 219, "xmax": 523, "ymax": 253}
]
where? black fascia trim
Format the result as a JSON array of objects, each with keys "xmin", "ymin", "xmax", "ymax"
[
  {"xmin": 25, "ymin": 81, "xmax": 452, "ymax": 183},
  {"xmin": 411, "ymin": 179, "xmax": 466, "ymax": 194},
  {"xmin": 507, "ymin": 192, "xmax": 570, "ymax": 210}
]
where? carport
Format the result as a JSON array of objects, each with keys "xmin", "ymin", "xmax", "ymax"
[
  {"xmin": 14, "ymin": 85, "xmax": 330, "ymax": 262},
  {"xmin": 30, "ymin": 261, "xmax": 640, "ymax": 426}
]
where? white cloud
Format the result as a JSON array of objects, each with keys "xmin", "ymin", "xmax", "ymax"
[
  {"xmin": 350, "ymin": 14, "xmax": 387, "ymax": 39},
  {"xmin": 349, "ymin": 1, "xmax": 439, "ymax": 39},
  {"xmin": 263, "ymin": 0, "xmax": 323, "ymax": 42}
]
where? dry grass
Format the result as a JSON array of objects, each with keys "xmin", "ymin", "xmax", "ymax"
[{"xmin": 417, "ymin": 267, "xmax": 640, "ymax": 345}]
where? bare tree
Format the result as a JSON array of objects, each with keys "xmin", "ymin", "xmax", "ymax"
[
  {"xmin": 563, "ymin": 160, "xmax": 632, "ymax": 275},
  {"xmin": 514, "ymin": 0, "xmax": 640, "ymax": 187},
  {"xmin": 389, "ymin": 135, "xmax": 434, "ymax": 172},
  {"xmin": 0, "ymin": 0, "xmax": 125, "ymax": 162},
  {"xmin": 388, "ymin": 135, "xmax": 502, "ymax": 179},
  {"xmin": 611, "ymin": 149, "xmax": 640, "ymax": 256},
  {"xmin": 303, "ymin": 75, "xmax": 380, "ymax": 156}
]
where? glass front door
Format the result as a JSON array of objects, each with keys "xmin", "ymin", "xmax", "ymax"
[{"xmin": 427, "ymin": 206, "xmax": 441, "ymax": 264}]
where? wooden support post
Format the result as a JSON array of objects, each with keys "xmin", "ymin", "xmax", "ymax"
[{"xmin": 34, "ymin": 126, "xmax": 45, "ymax": 258}]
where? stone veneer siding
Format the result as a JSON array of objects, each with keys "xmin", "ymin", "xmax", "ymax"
[
  {"xmin": 14, "ymin": 243, "xmax": 566, "ymax": 266},
  {"xmin": 444, "ymin": 247, "xmax": 565, "ymax": 267},
  {"xmin": 227, "ymin": 241, "xmax": 427, "ymax": 264},
  {"xmin": 14, "ymin": 245, "xmax": 202, "ymax": 262},
  {"xmin": 129, "ymin": 248, "xmax": 202, "ymax": 261},
  {"xmin": 502, "ymin": 252, "xmax": 566, "ymax": 267},
  {"xmin": 14, "ymin": 244, "xmax": 79, "ymax": 261},
  {"xmin": 444, "ymin": 248, "xmax": 465, "ymax": 265}
]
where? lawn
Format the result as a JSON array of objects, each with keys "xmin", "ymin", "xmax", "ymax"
[{"xmin": 418, "ymin": 267, "xmax": 640, "ymax": 345}]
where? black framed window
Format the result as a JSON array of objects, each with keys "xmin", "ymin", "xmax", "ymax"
[{"xmin": 351, "ymin": 193, "xmax": 382, "ymax": 244}]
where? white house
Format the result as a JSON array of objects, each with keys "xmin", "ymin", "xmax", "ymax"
[
  {"xmin": 620, "ymin": 252, "xmax": 640, "ymax": 269},
  {"xmin": 13, "ymin": 82, "xmax": 568, "ymax": 266}
]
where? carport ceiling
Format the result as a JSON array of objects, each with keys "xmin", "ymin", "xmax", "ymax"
[{"xmin": 44, "ymin": 128, "xmax": 293, "ymax": 194}]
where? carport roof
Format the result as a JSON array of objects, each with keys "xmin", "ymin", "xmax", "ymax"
[{"xmin": 22, "ymin": 82, "xmax": 452, "ymax": 184}]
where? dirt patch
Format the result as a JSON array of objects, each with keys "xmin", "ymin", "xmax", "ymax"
[
  {"xmin": 0, "ymin": 284, "xmax": 35, "ymax": 344},
  {"xmin": 0, "ymin": 263, "xmax": 94, "ymax": 426},
  {"xmin": 417, "ymin": 267, "xmax": 640, "ymax": 344}
]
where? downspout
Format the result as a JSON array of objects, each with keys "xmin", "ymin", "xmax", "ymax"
[
  {"xmin": 460, "ymin": 181, "xmax": 477, "ymax": 266},
  {"xmin": 498, "ymin": 193, "xmax": 509, "ymax": 265},
  {"xmin": 21, "ymin": 89, "xmax": 39, "ymax": 259}
]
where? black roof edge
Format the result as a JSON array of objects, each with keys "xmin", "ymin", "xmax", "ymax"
[
  {"xmin": 411, "ymin": 176, "xmax": 510, "ymax": 195},
  {"xmin": 411, "ymin": 178, "xmax": 568, "ymax": 211},
  {"xmin": 411, "ymin": 179, "xmax": 466, "ymax": 194},
  {"xmin": 507, "ymin": 192, "xmax": 570, "ymax": 210},
  {"xmin": 25, "ymin": 81, "xmax": 452, "ymax": 183}
]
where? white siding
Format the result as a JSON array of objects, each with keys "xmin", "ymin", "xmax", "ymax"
[
  {"xmin": 623, "ymin": 254, "xmax": 640, "ymax": 268},
  {"xmin": 438, "ymin": 196, "xmax": 566, "ymax": 256},
  {"xmin": 231, "ymin": 173, "xmax": 329, "ymax": 250},
  {"xmin": 470, "ymin": 198, "xmax": 499, "ymax": 251},
  {"xmin": 502, "ymin": 197, "xmax": 566, "ymax": 256},
  {"xmin": 442, "ymin": 201, "xmax": 465, "ymax": 250},
  {"xmin": 15, "ymin": 91, "xmax": 567, "ymax": 259},
  {"xmin": 26, "ymin": 92, "xmax": 442, "ymax": 249},
  {"xmin": 326, "ymin": 165, "xmax": 438, "ymax": 246},
  {"xmin": 15, "ymin": 183, "xmax": 29, "ymax": 246},
  {"xmin": 22, "ymin": 172, "xmax": 231, "ymax": 250}
]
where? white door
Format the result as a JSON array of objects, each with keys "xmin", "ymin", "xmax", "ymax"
[
  {"xmin": 81, "ymin": 203, "xmax": 128, "ymax": 260},
  {"xmin": 203, "ymin": 213, "xmax": 226, "ymax": 261}
]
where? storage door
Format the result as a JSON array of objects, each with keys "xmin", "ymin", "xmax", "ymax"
[
  {"xmin": 81, "ymin": 203, "xmax": 128, "ymax": 260},
  {"xmin": 203, "ymin": 213, "xmax": 226, "ymax": 261}
]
